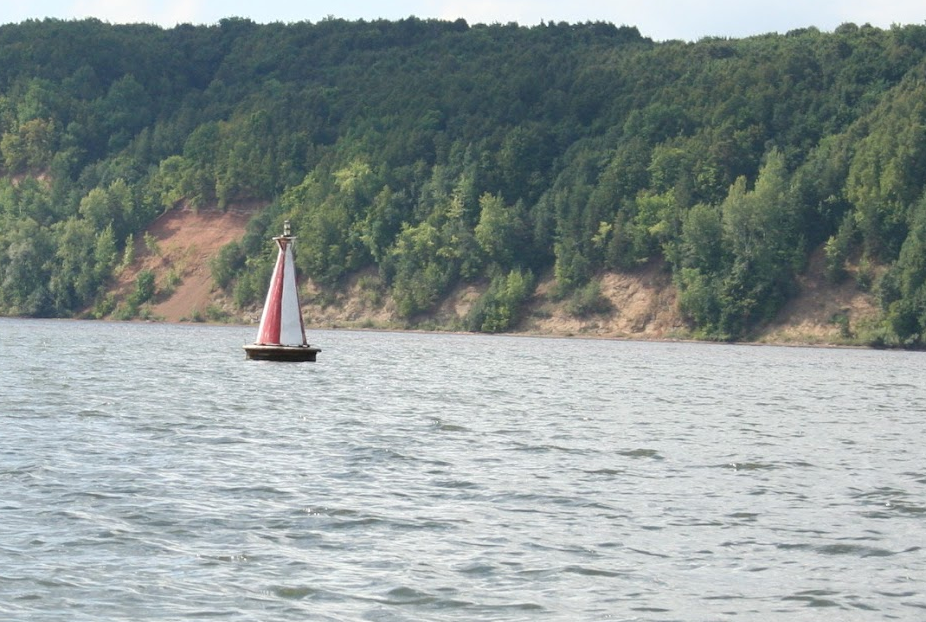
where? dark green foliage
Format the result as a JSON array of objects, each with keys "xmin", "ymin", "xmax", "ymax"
[
  {"xmin": 567, "ymin": 280, "xmax": 613, "ymax": 318},
  {"xmin": 0, "ymin": 18, "xmax": 925, "ymax": 341},
  {"xmin": 824, "ymin": 214, "xmax": 856, "ymax": 282},
  {"xmin": 129, "ymin": 269, "xmax": 155, "ymax": 306},
  {"xmin": 385, "ymin": 222, "xmax": 456, "ymax": 318},
  {"xmin": 877, "ymin": 193, "xmax": 926, "ymax": 346},
  {"xmin": 111, "ymin": 267, "xmax": 155, "ymax": 319},
  {"xmin": 465, "ymin": 268, "xmax": 535, "ymax": 332},
  {"xmin": 211, "ymin": 240, "xmax": 245, "ymax": 290},
  {"xmin": 674, "ymin": 149, "xmax": 801, "ymax": 338},
  {"xmin": 474, "ymin": 192, "xmax": 526, "ymax": 269}
]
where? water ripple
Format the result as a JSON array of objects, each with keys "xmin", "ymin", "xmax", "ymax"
[{"xmin": 1, "ymin": 320, "xmax": 925, "ymax": 620}]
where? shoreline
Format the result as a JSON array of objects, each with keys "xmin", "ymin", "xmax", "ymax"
[{"xmin": 2, "ymin": 315, "xmax": 883, "ymax": 351}]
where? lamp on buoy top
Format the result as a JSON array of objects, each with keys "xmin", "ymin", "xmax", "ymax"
[{"xmin": 243, "ymin": 220, "xmax": 321, "ymax": 362}]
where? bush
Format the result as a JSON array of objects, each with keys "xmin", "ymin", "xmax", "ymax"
[
  {"xmin": 206, "ymin": 304, "xmax": 230, "ymax": 322},
  {"xmin": 233, "ymin": 276, "xmax": 257, "ymax": 308},
  {"xmin": 465, "ymin": 269, "xmax": 535, "ymax": 333},
  {"xmin": 211, "ymin": 241, "xmax": 245, "ymax": 291},
  {"xmin": 824, "ymin": 214, "xmax": 854, "ymax": 283},
  {"xmin": 162, "ymin": 267, "xmax": 181, "ymax": 295},
  {"xmin": 112, "ymin": 301, "xmax": 138, "ymax": 320},
  {"xmin": 143, "ymin": 232, "xmax": 161, "ymax": 256},
  {"xmin": 566, "ymin": 280, "xmax": 612, "ymax": 317},
  {"xmin": 92, "ymin": 293, "xmax": 117, "ymax": 319},
  {"xmin": 128, "ymin": 269, "xmax": 156, "ymax": 307}
]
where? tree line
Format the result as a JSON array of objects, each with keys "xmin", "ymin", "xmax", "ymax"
[{"xmin": 2, "ymin": 17, "xmax": 926, "ymax": 344}]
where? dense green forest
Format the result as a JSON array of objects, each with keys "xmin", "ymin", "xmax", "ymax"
[{"xmin": 2, "ymin": 17, "xmax": 926, "ymax": 344}]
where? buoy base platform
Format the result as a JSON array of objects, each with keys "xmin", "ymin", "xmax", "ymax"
[{"xmin": 243, "ymin": 344, "xmax": 321, "ymax": 362}]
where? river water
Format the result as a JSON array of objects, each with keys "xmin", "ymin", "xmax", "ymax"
[{"xmin": 1, "ymin": 318, "xmax": 925, "ymax": 621}]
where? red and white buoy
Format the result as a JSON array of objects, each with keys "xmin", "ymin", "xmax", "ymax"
[{"xmin": 243, "ymin": 220, "xmax": 321, "ymax": 362}]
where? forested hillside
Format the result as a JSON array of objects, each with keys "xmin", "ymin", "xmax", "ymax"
[{"xmin": 2, "ymin": 17, "xmax": 926, "ymax": 345}]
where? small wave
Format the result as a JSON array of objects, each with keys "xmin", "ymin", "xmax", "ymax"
[
  {"xmin": 583, "ymin": 468, "xmax": 624, "ymax": 476},
  {"xmin": 631, "ymin": 606, "xmax": 673, "ymax": 613},
  {"xmin": 328, "ymin": 516, "xmax": 384, "ymax": 530},
  {"xmin": 816, "ymin": 543, "xmax": 896, "ymax": 557},
  {"xmin": 508, "ymin": 442, "xmax": 585, "ymax": 454},
  {"xmin": 727, "ymin": 512, "xmax": 759, "ymax": 521},
  {"xmin": 273, "ymin": 585, "xmax": 321, "ymax": 600},
  {"xmin": 781, "ymin": 590, "xmax": 842, "ymax": 608},
  {"xmin": 77, "ymin": 408, "xmax": 113, "ymax": 418},
  {"xmin": 200, "ymin": 552, "xmax": 254, "ymax": 563},
  {"xmin": 618, "ymin": 448, "xmax": 663, "ymax": 459},
  {"xmin": 876, "ymin": 590, "xmax": 918, "ymax": 598},
  {"xmin": 433, "ymin": 479, "xmax": 479, "ymax": 489},
  {"xmin": 213, "ymin": 484, "xmax": 293, "ymax": 497},
  {"xmin": 458, "ymin": 563, "xmax": 496, "ymax": 576},
  {"xmin": 723, "ymin": 461, "xmax": 776, "ymax": 471},
  {"xmin": 562, "ymin": 564, "xmax": 623, "ymax": 577},
  {"xmin": 852, "ymin": 487, "xmax": 926, "ymax": 515},
  {"xmin": 627, "ymin": 547, "xmax": 671, "ymax": 558},
  {"xmin": 381, "ymin": 586, "xmax": 436, "ymax": 605},
  {"xmin": 432, "ymin": 420, "xmax": 470, "ymax": 433}
]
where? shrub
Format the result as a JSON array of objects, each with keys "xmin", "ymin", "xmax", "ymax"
[
  {"xmin": 566, "ymin": 280, "xmax": 612, "ymax": 317},
  {"xmin": 128, "ymin": 269, "xmax": 156, "ymax": 307},
  {"xmin": 465, "ymin": 268, "xmax": 535, "ymax": 333}
]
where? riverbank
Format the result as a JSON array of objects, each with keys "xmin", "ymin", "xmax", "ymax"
[{"xmin": 98, "ymin": 205, "xmax": 883, "ymax": 349}]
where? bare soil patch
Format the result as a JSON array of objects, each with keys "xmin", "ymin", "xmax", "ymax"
[
  {"xmin": 110, "ymin": 205, "xmax": 256, "ymax": 321},
  {"xmin": 758, "ymin": 248, "xmax": 879, "ymax": 345},
  {"xmin": 522, "ymin": 261, "xmax": 686, "ymax": 339}
]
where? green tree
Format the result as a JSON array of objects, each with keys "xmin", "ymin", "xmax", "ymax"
[
  {"xmin": 211, "ymin": 240, "xmax": 245, "ymax": 291},
  {"xmin": 129, "ymin": 269, "xmax": 156, "ymax": 307},
  {"xmin": 474, "ymin": 192, "xmax": 521, "ymax": 268},
  {"xmin": 93, "ymin": 223, "xmax": 118, "ymax": 284},
  {"xmin": 823, "ymin": 214, "xmax": 856, "ymax": 282},
  {"xmin": 0, "ymin": 219, "xmax": 53, "ymax": 315},
  {"xmin": 679, "ymin": 202, "xmax": 724, "ymax": 274},
  {"xmin": 48, "ymin": 217, "xmax": 98, "ymax": 312},
  {"xmin": 386, "ymin": 221, "xmax": 456, "ymax": 317},
  {"xmin": 78, "ymin": 187, "xmax": 112, "ymax": 230},
  {"xmin": 717, "ymin": 149, "xmax": 799, "ymax": 336},
  {"xmin": 880, "ymin": 193, "xmax": 926, "ymax": 346},
  {"xmin": 465, "ymin": 268, "xmax": 535, "ymax": 332}
]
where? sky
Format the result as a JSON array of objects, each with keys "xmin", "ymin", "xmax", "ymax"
[{"xmin": 0, "ymin": 0, "xmax": 924, "ymax": 42}]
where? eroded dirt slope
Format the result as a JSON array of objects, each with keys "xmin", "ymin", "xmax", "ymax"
[{"xmin": 112, "ymin": 206, "xmax": 254, "ymax": 321}]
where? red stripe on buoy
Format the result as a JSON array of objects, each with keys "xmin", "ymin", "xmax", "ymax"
[{"xmin": 256, "ymin": 238, "xmax": 287, "ymax": 345}]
